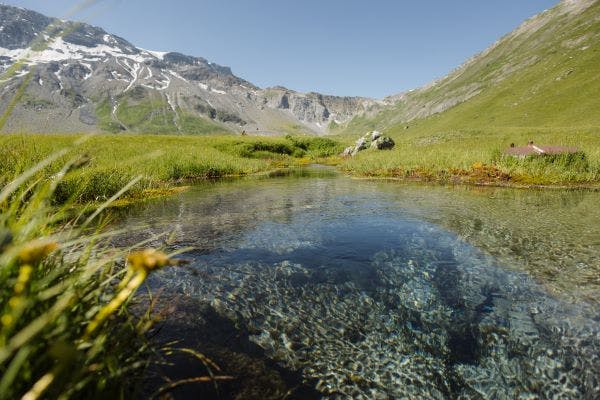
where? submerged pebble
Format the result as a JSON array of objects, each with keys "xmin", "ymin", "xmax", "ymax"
[
  {"xmin": 151, "ymin": 229, "xmax": 599, "ymax": 399},
  {"xmin": 118, "ymin": 174, "xmax": 600, "ymax": 399}
]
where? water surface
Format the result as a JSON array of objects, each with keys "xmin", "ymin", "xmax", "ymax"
[{"xmin": 119, "ymin": 168, "xmax": 600, "ymax": 399}]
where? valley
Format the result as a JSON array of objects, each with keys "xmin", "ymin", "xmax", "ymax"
[{"xmin": 1, "ymin": 1, "xmax": 599, "ymax": 399}]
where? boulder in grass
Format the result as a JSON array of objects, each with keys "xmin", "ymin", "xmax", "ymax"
[
  {"xmin": 355, "ymin": 137, "xmax": 368, "ymax": 149},
  {"xmin": 341, "ymin": 131, "xmax": 395, "ymax": 156},
  {"xmin": 342, "ymin": 146, "xmax": 354, "ymax": 156},
  {"xmin": 370, "ymin": 136, "xmax": 395, "ymax": 150}
]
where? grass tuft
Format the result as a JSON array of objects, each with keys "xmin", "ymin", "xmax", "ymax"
[{"xmin": 0, "ymin": 154, "xmax": 190, "ymax": 399}]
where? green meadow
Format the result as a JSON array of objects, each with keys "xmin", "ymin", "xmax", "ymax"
[
  {"xmin": 337, "ymin": 126, "xmax": 600, "ymax": 186},
  {"xmin": 0, "ymin": 134, "xmax": 343, "ymax": 205}
]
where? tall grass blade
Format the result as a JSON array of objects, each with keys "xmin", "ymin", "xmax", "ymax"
[{"xmin": 83, "ymin": 175, "xmax": 142, "ymax": 226}]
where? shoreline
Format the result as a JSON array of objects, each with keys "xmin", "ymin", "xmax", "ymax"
[
  {"xmin": 109, "ymin": 164, "xmax": 600, "ymax": 209},
  {"xmin": 348, "ymin": 174, "xmax": 600, "ymax": 191},
  {"xmin": 105, "ymin": 166, "xmax": 314, "ymax": 208}
]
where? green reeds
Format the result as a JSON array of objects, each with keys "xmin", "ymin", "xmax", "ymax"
[
  {"xmin": 0, "ymin": 133, "xmax": 342, "ymax": 205},
  {"xmin": 0, "ymin": 152, "xmax": 183, "ymax": 399}
]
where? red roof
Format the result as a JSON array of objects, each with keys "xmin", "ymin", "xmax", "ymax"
[{"xmin": 504, "ymin": 144, "xmax": 578, "ymax": 156}]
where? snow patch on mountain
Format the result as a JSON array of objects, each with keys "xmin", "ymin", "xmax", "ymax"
[
  {"xmin": 167, "ymin": 69, "xmax": 188, "ymax": 83},
  {"xmin": 0, "ymin": 3, "xmax": 375, "ymax": 134},
  {"xmin": 0, "ymin": 37, "xmax": 156, "ymax": 65},
  {"xmin": 141, "ymin": 49, "xmax": 167, "ymax": 60}
]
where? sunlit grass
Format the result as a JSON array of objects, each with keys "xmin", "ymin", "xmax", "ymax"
[
  {"xmin": 0, "ymin": 133, "xmax": 342, "ymax": 204},
  {"xmin": 338, "ymin": 127, "xmax": 600, "ymax": 185},
  {"xmin": 0, "ymin": 153, "xmax": 193, "ymax": 399}
]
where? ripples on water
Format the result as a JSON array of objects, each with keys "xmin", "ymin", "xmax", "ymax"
[{"xmin": 118, "ymin": 168, "xmax": 600, "ymax": 399}]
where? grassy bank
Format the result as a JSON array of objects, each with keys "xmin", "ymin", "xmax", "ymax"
[
  {"xmin": 0, "ymin": 133, "xmax": 341, "ymax": 398},
  {"xmin": 0, "ymin": 154, "xmax": 198, "ymax": 398},
  {"xmin": 338, "ymin": 127, "xmax": 600, "ymax": 186},
  {"xmin": 0, "ymin": 133, "xmax": 343, "ymax": 204},
  {"xmin": 3, "ymin": 129, "xmax": 598, "ymax": 200}
]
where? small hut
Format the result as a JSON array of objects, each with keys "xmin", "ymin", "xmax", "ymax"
[{"xmin": 504, "ymin": 141, "xmax": 578, "ymax": 158}]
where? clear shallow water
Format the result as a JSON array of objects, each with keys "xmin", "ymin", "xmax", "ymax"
[{"xmin": 118, "ymin": 168, "xmax": 600, "ymax": 399}]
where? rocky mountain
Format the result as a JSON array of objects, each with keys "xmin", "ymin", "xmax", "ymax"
[
  {"xmin": 0, "ymin": 4, "xmax": 377, "ymax": 135},
  {"xmin": 3, "ymin": 1, "xmax": 596, "ymax": 137},
  {"xmin": 337, "ymin": 0, "xmax": 600, "ymax": 135}
]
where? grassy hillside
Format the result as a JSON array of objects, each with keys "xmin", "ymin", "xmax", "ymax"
[
  {"xmin": 335, "ymin": 0, "xmax": 600, "ymax": 185},
  {"xmin": 339, "ymin": 0, "xmax": 600, "ymax": 133},
  {"xmin": 95, "ymin": 90, "xmax": 229, "ymax": 135}
]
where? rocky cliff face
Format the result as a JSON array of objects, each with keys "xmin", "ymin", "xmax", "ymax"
[
  {"xmin": 0, "ymin": 4, "xmax": 375, "ymax": 135},
  {"xmin": 257, "ymin": 87, "xmax": 376, "ymax": 132}
]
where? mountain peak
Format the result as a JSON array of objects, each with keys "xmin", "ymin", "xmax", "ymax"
[
  {"xmin": 0, "ymin": 4, "xmax": 373, "ymax": 135},
  {"xmin": 0, "ymin": 3, "xmax": 53, "ymax": 50}
]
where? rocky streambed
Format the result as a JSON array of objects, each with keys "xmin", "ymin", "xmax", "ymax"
[{"xmin": 117, "ymin": 169, "xmax": 600, "ymax": 399}]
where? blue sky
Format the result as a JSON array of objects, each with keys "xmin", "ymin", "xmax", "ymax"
[{"xmin": 4, "ymin": 0, "xmax": 558, "ymax": 98}]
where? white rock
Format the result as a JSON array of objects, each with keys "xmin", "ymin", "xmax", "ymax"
[{"xmin": 371, "ymin": 130, "xmax": 382, "ymax": 140}]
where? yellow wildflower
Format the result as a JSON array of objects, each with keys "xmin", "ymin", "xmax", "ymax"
[
  {"xmin": 127, "ymin": 249, "xmax": 172, "ymax": 273},
  {"xmin": 8, "ymin": 297, "xmax": 22, "ymax": 308},
  {"xmin": 17, "ymin": 240, "xmax": 59, "ymax": 265},
  {"xmin": 13, "ymin": 264, "xmax": 34, "ymax": 295},
  {"xmin": 1, "ymin": 314, "xmax": 13, "ymax": 327},
  {"xmin": 83, "ymin": 249, "xmax": 176, "ymax": 340}
]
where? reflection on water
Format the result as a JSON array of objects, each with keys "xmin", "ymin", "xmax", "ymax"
[{"xmin": 117, "ymin": 168, "xmax": 600, "ymax": 399}]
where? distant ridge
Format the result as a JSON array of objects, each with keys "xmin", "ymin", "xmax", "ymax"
[
  {"xmin": 338, "ymin": 0, "xmax": 600, "ymax": 134},
  {"xmin": 2, "ymin": 1, "xmax": 598, "ymax": 136},
  {"xmin": 0, "ymin": 4, "xmax": 376, "ymax": 135}
]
